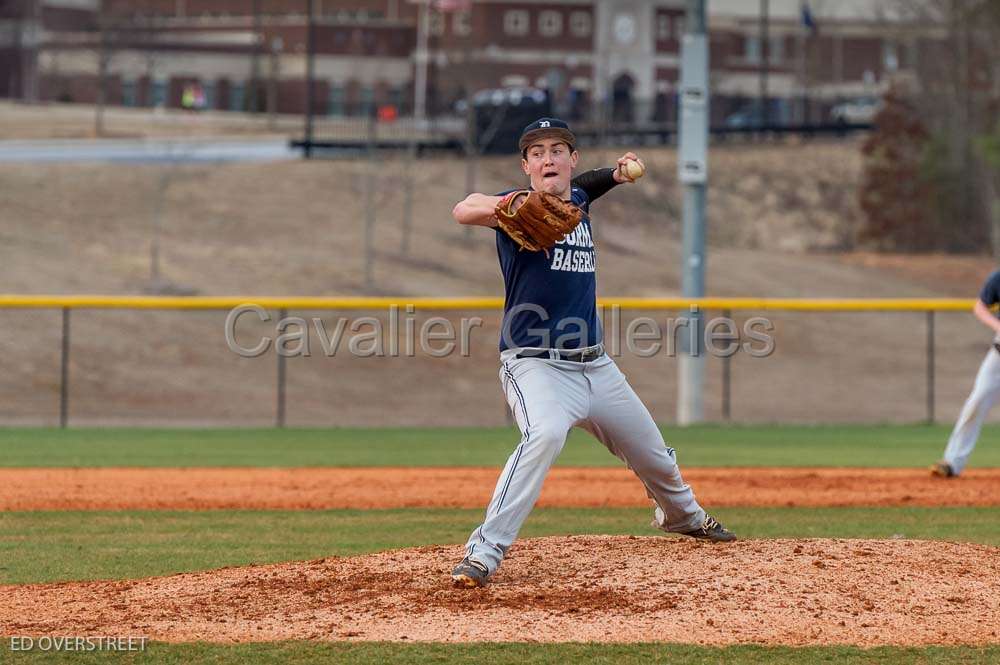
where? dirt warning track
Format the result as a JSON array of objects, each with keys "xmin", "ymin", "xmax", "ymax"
[{"xmin": 1, "ymin": 467, "xmax": 997, "ymax": 510}]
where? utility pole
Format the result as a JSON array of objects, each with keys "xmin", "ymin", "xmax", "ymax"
[
  {"xmin": 413, "ymin": 0, "xmax": 430, "ymax": 123},
  {"xmin": 95, "ymin": 4, "xmax": 112, "ymax": 137},
  {"xmin": 304, "ymin": 0, "xmax": 315, "ymax": 158},
  {"xmin": 11, "ymin": 1, "xmax": 23, "ymax": 101},
  {"xmin": 267, "ymin": 37, "xmax": 282, "ymax": 130},
  {"xmin": 677, "ymin": 0, "xmax": 708, "ymax": 425},
  {"xmin": 28, "ymin": 0, "xmax": 41, "ymax": 102},
  {"xmin": 249, "ymin": 0, "xmax": 261, "ymax": 112}
]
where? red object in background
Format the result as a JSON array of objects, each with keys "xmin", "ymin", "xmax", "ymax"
[{"xmin": 377, "ymin": 105, "xmax": 398, "ymax": 123}]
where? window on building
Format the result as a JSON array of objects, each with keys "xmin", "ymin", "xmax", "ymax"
[
  {"xmin": 328, "ymin": 84, "xmax": 344, "ymax": 116},
  {"xmin": 504, "ymin": 10, "xmax": 529, "ymax": 36},
  {"xmin": 202, "ymin": 81, "xmax": 215, "ymax": 110},
  {"xmin": 539, "ymin": 10, "xmax": 562, "ymax": 37},
  {"xmin": 674, "ymin": 17, "xmax": 685, "ymax": 39},
  {"xmin": 122, "ymin": 79, "xmax": 137, "ymax": 107},
  {"xmin": 360, "ymin": 86, "xmax": 375, "ymax": 116},
  {"xmin": 769, "ymin": 35, "xmax": 784, "ymax": 62},
  {"xmin": 744, "ymin": 35, "xmax": 761, "ymax": 63},
  {"xmin": 883, "ymin": 42, "xmax": 899, "ymax": 72},
  {"xmin": 151, "ymin": 78, "xmax": 167, "ymax": 108},
  {"xmin": 230, "ymin": 83, "xmax": 245, "ymax": 111},
  {"xmin": 570, "ymin": 11, "xmax": 591, "ymax": 37},
  {"xmin": 657, "ymin": 14, "xmax": 671, "ymax": 41},
  {"xmin": 429, "ymin": 10, "xmax": 445, "ymax": 36},
  {"xmin": 453, "ymin": 10, "xmax": 471, "ymax": 36},
  {"xmin": 389, "ymin": 86, "xmax": 405, "ymax": 112},
  {"xmin": 904, "ymin": 39, "xmax": 918, "ymax": 69}
]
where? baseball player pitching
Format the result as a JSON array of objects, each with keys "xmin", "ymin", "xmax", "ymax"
[
  {"xmin": 932, "ymin": 270, "xmax": 1000, "ymax": 478},
  {"xmin": 449, "ymin": 117, "xmax": 736, "ymax": 588}
]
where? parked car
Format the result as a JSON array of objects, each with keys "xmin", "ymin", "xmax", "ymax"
[
  {"xmin": 455, "ymin": 87, "xmax": 548, "ymax": 114},
  {"xmin": 724, "ymin": 106, "xmax": 765, "ymax": 129},
  {"xmin": 723, "ymin": 101, "xmax": 790, "ymax": 129},
  {"xmin": 465, "ymin": 87, "xmax": 551, "ymax": 154},
  {"xmin": 830, "ymin": 97, "xmax": 881, "ymax": 124}
]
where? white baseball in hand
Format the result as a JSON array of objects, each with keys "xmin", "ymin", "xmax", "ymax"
[{"xmin": 624, "ymin": 159, "xmax": 645, "ymax": 181}]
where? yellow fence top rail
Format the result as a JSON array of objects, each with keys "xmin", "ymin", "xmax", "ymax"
[{"xmin": 0, "ymin": 295, "xmax": 977, "ymax": 311}]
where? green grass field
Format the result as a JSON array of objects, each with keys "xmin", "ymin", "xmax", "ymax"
[
  {"xmin": 2, "ymin": 642, "xmax": 998, "ymax": 665},
  {"xmin": 2, "ymin": 424, "xmax": 998, "ymax": 468},
  {"xmin": 1, "ymin": 425, "xmax": 997, "ymax": 664},
  {"xmin": 2, "ymin": 506, "xmax": 997, "ymax": 585}
]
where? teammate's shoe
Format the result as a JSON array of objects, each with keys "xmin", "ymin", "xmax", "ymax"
[
  {"xmin": 930, "ymin": 461, "xmax": 956, "ymax": 478},
  {"xmin": 451, "ymin": 557, "xmax": 490, "ymax": 588},
  {"xmin": 680, "ymin": 515, "xmax": 737, "ymax": 542}
]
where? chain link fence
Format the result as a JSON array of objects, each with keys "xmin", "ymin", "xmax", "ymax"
[{"xmin": 0, "ymin": 298, "xmax": 992, "ymax": 428}]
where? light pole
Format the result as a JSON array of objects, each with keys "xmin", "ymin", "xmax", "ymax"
[
  {"xmin": 413, "ymin": 0, "xmax": 431, "ymax": 123},
  {"xmin": 677, "ymin": 0, "xmax": 708, "ymax": 425},
  {"xmin": 249, "ymin": 0, "xmax": 261, "ymax": 112},
  {"xmin": 759, "ymin": 0, "xmax": 769, "ymax": 128},
  {"xmin": 267, "ymin": 36, "xmax": 283, "ymax": 130},
  {"xmin": 304, "ymin": 0, "xmax": 315, "ymax": 158}
]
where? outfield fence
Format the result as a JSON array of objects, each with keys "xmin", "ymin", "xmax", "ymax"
[{"xmin": 0, "ymin": 296, "xmax": 976, "ymax": 428}]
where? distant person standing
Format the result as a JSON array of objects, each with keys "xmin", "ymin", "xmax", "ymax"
[
  {"xmin": 181, "ymin": 83, "xmax": 205, "ymax": 112},
  {"xmin": 932, "ymin": 270, "xmax": 1000, "ymax": 477},
  {"xmin": 181, "ymin": 84, "xmax": 196, "ymax": 112},
  {"xmin": 193, "ymin": 83, "xmax": 206, "ymax": 110}
]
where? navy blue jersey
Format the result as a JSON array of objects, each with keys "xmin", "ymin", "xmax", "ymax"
[
  {"xmin": 496, "ymin": 186, "xmax": 600, "ymax": 351},
  {"xmin": 980, "ymin": 270, "xmax": 1000, "ymax": 313}
]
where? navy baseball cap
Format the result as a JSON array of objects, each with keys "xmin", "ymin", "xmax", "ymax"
[{"xmin": 518, "ymin": 117, "xmax": 576, "ymax": 155}]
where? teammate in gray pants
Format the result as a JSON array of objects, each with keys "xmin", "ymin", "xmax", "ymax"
[
  {"xmin": 932, "ymin": 270, "xmax": 1000, "ymax": 478},
  {"xmin": 449, "ymin": 118, "xmax": 735, "ymax": 588}
]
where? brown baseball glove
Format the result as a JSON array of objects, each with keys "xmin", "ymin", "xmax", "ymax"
[{"xmin": 494, "ymin": 190, "xmax": 582, "ymax": 254}]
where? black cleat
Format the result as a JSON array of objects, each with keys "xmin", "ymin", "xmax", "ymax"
[
  {"xmin": 451, "ymin": 556, "xmax": 490, "ymax": 588},
  {"xmin": 930, "ymin": 461, "xmax": 956, "ymax": 478},
  {"xmin": 681, "ymin": 515, "xmax": 737, "ymax": 542}
]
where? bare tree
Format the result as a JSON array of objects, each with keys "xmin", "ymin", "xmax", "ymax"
[
  {"xmin": 94, "ymin": 8, "xmax": 112, "ymax": 136},
  {"xmin": 868, "ymin": 0, "xmax": 1000, "ymax": 252},
  {"xmin": 5, "ymin": 0, "xmax": 25, "ymax": 100},
  {"xmin": 93, "ymin": 2, "xmax": 158, "ymax": 136}
]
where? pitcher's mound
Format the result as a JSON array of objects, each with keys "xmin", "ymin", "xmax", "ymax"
[{"xmin": 2, "ymin": 536, "xmax": 998, "ymax": 646}]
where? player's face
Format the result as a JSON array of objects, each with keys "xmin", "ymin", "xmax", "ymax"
[{"xmin": 521, "ymin": 139, "xmax": 579, "ymax": 198}]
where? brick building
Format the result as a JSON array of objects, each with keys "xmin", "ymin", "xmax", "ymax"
[{"xmin": 0, "ymin": 0, "xmax": 917, "ymax": 123}]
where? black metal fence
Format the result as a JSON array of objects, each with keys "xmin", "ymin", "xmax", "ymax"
[{"xmin": 295, "ymin": 91, "xmax": 875, "ymax": 156}]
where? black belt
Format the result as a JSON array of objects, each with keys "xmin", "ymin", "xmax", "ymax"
[{"xmin": 516, "ymin": 345, "xmax": 604, "ymax": 363}]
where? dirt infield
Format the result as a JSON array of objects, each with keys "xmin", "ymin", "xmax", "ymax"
[
  {"xmin": 2, "ymin": 467, "xmax": 998, "ymax": 511},
  {"xmin": 2, "ymin": 536, "xmax": 997, "ymax": 645}
]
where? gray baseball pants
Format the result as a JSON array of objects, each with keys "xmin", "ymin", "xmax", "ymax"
[
  {"xmin": 463, "ymin": 349, "xmax": 706, "ymax": 574},
  {"xmin": 942, "ymin": 346, "xmax": 1000, "ymax": 474}
]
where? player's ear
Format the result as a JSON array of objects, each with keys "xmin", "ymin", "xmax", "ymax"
[
  {"xmin": 521, "ymin": 157, "xmax": 530, "ymax": 175},
  {"xmin": 570, "ymin": 150, "xmax": 579, "ymax": 168}
]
